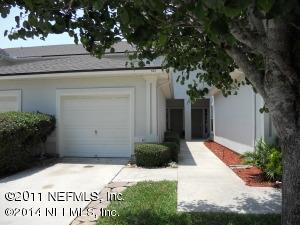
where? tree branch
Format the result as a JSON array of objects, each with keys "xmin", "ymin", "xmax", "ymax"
[
  {"xmin": 225, "ymin": 45, "xmax": 266, "ymax": 98},
  {"xmin": 229, "ymin": 21, "xmax": 267, "ymax": 54},
  {"xmin": 247, "ymin": 3, "xmax": 266, "ymax": 36}
]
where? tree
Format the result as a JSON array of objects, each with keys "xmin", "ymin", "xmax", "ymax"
[{"xmin": 1, "ymin": 0, "xmax": 299, "ymax": 224}]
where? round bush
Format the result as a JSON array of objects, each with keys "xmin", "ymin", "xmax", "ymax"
[
  {"xmin": 135, "ymin": 144, "xmax": 171, "ymax": 167},
  {"xmin": 0, "ymin": 112, "xmax": 55, "ymax": 176},
  {"xmin": 164, "ymin": 131, "xmax": 180, "ymax": 145},
  {"xmin": 163, "ymin": 142, "xmax": 180, "ymax": 162},
  {"xmin": 164, "ymin": 136, "xmax": 180, "ymax": 145}
]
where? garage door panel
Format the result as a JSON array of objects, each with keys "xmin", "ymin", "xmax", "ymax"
[
  {"xmin": 61, "ymin": 94, "xmax": 131, "ymax": 157},
  {"xmin": 62, "ymin": 97, "xmax": 128, "ymax": 109},
  {"xmin": 64, "ymin": 140, "xmax": 130, "ymax": 146},
  {"xmin": 0, "ymin": 96, "xmax": 18, "ymax": 112},
  {"xmin": 63, "ymin": 115, "xmax": 129, "ymax": 126},
  {"xmin": 64, "ymin": 144, "xmax": 130, "ymax": 157},
  {"xmin": 63, "ymin": 131, "xmax": 129, "ymax": 141},
  {"xmin": 63, "ymin": 128, "xmax": 129, "ymax": 139}
]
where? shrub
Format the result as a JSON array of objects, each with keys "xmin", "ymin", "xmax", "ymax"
[
  {"xmin": 164, "ymin": 131, "xmax": 180, "ymax": 145},
  {"xmin": 135, "ymin": 143, "xmax": 171, "ymax": 167},
  {"xmin": 0, "ymin": 112, "xmax": 55, "ymax": 176},
  {"xmin": 162, "ymin": 142, "xmax": 180, "ymax": 162},
  {"xmin": 243, "ymin": 138, "xmax": 282, "ymax": 181}
]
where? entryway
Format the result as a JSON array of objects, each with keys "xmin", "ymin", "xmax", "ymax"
[{"xmin": 166, "ymin": 99, "xmax": 210, "ymax": 139}]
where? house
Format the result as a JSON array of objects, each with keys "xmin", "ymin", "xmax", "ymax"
[{"xmin": 0, "ymin": 42, "xmax": 275, "ymax": 157}]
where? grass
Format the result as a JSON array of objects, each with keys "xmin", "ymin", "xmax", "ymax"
[{"xmin": 98, "ymin": 181, "xmax": 281, "ymax": 225}]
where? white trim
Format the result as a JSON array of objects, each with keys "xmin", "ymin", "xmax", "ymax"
[
  {"xmin": 253, "ymin": 91, "xmax": 257, "ymax": 147},
  {"xmin": 212, "ymin": 101, "xmax": 216, "ymax": 138},
  {"xmin": 0, "ymin": 89, "xmax": 22, "ymax": 111},
  {"xmin": 214, "ymin": 136, "xmax": 254, "ymax": 154},
  {"xmin": 144, "ymin": 76, "xmax": 158, "ymax": 142},
  {"xmin": 56, "ymin": 87, "xmax": 135, "ymax": 157},
  {"xmin": 184, "ymin": 99, "xmax": 192, "ymax": 140},
  {"xmin": 0, "ymin": 70, "xmax": 167, "ymax": 80}
]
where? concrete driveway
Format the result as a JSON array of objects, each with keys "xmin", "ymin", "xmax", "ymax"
[{"xmin": 0, "ymin": 158, "xmax": 126, "ymax": 225}]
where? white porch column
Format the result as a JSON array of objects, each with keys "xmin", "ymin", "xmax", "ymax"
[
  {"xmin": 145, "ymin": 76, "xmax": 158, "ymax": 142},
  {"xmin": 184, "ymin": 99, "xmax": 192, "ymax": 140}
]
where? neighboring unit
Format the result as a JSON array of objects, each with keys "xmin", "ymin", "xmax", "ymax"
[{"xmin": 0, "ymin": 43, "xmax": 171, "ymax": 157}]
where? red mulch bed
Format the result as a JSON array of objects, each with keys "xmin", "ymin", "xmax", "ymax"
[{"xmin": 203, "ymin": 140, "xmax": 279, "ymax": 188}]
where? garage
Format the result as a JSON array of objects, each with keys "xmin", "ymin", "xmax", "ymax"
[
  {"xmin": 0, "ymin": 90, "xmax": 21, "ymax": 112},
  {"xmin": 57, "ymin": 88, "xmax": 134, "ymax": 158}
]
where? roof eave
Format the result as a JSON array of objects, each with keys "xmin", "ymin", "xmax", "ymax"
[{"xmin": 0, "ymin": 67, "xmax": 164, "ymax": 80}]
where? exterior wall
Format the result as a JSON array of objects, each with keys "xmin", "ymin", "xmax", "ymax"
[
  {"xmin": 157, "ymin": 87, "xmax": 167, "ymax": 142},
  {"xmin": 213, "ymin": 85, "xmax": 255, "ymax": 154},
  {"xmin": 171, "ymin": 70, "xmax": 209, "ymax": 140},
  {"xmin": 213, "ymin": 85, "xmax": 277, "ymax": 154},
  {"xmin": 0, "ymin": 75, "xmax": 155, "ymax": 154}
]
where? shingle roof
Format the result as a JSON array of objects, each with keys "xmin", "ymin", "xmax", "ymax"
[
  {"xmin": 5, "ymin": 42, "xmax": 135, "ymax": 58},
  {"xmin": 0, "ymin": 42, "xmax": 161, "ymax": 76}
]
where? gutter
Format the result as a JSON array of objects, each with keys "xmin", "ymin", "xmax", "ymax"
[{"xmin": 0, "ymin": 67, "xmax": 164, "ymax": 80}]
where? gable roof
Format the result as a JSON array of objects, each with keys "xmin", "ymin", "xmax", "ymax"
[{"xmin": 0, "ymin": 42, "xmax": 162, "ymax": 76}]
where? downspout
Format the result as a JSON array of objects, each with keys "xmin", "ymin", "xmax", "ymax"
[{"xmin": 253, "ymin": 92, "xmax": 257, "ymax": 150}]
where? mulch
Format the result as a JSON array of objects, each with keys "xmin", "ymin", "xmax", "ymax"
[{"xmin": 203, "ymin": 140, "xmax": 280, "ymax": 188}]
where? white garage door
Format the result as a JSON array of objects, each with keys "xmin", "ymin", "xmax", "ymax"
[
  {"xmin": 61, "ymin": 95, "xmax": 131, "ymax": 157},
  {"xmin": 0, "ymin": 90, "xmax": 20, "ymax": 112}
]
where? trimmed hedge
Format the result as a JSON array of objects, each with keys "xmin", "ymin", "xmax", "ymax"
[
  {"xmin": 135, "ymin": 143, "xmax": 171, "ymax": 167},
  {"xmin": 162, "ymin": 142, "xmax": 180, "ymax": 162},
  {"xmin": 0, "ymin": 112, "xmax": 55, "ymax": 176},
  {"xmin": 164, "ymin": 131, "xmax": 180, "ymax": 145}
]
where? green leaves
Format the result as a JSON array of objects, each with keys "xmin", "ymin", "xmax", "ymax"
[
  {"xmin": 0, "ymin": 0, "xmax": 298, "ymax": 101},
  {"xmin": 259, "ymin": 105, "xmax": 270, "ymax": 113},
  {"xmin": 243, "ymin": 138, "xmax": 282, "ymax": 181},
  {"xmin": 15, "ymin": 16, "xmax": 20, "ymax": 28},
  {"xmin": 0, "ymin": 112, "xmax": 55, "ymax": 176},
  {"xmin": 28, "ymin": 14, "xmax": 38, "ymax": 26},
  {"xmin": 119, "ymin": 8, "xmax": 130, "ymax": 24},
  {"xmin": 203, "ymin": 0, "xmax": 224, "ymax": 10},
  {"xmin": 257, "ymin": 0, "xmax": 275, "ymax": 12},
  {"xmin": 0, "ymin": 6, "xmax": 10, "ymax": 18}
]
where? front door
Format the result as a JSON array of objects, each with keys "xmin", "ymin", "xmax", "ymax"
[
  {"xmin": 170, "ymin": 108, "xmax": 184, "ymax": 137},
  {"xmin": 192, "ymin": 109, "xmax": 204, "ymax": 138}
]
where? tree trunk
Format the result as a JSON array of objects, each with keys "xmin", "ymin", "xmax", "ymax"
[
  {"xmin": 263, "ymin": 20, "xmax": 300, "ymax": 225},
  {"xmin": 280, "ymin": 132, "xmax": 300, "ymax": 225},
  {"xmin": 220, "ymin": 11, "xmax": 300, "ymax": 224},
  {"xmin": 266, "ymin": 71, "xmax": 300, "ymax": 225},
  {"xmin": 266, "ymin": 78, "xmax": 300, "ymax": 225}
]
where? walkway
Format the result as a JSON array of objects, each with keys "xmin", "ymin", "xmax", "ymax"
[{"xmin": 177, "ymin": 141, "xmax": 281, "ymax": 214}]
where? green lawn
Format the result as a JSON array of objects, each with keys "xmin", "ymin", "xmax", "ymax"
[{"xmin": 98, "ymin": 181, "xmax": 281, "ymax": 225}]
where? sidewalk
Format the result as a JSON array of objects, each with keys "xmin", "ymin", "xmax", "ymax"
[{"xmin": 177, "ymin": 141, "xmax": 281, "ymax": 214}]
